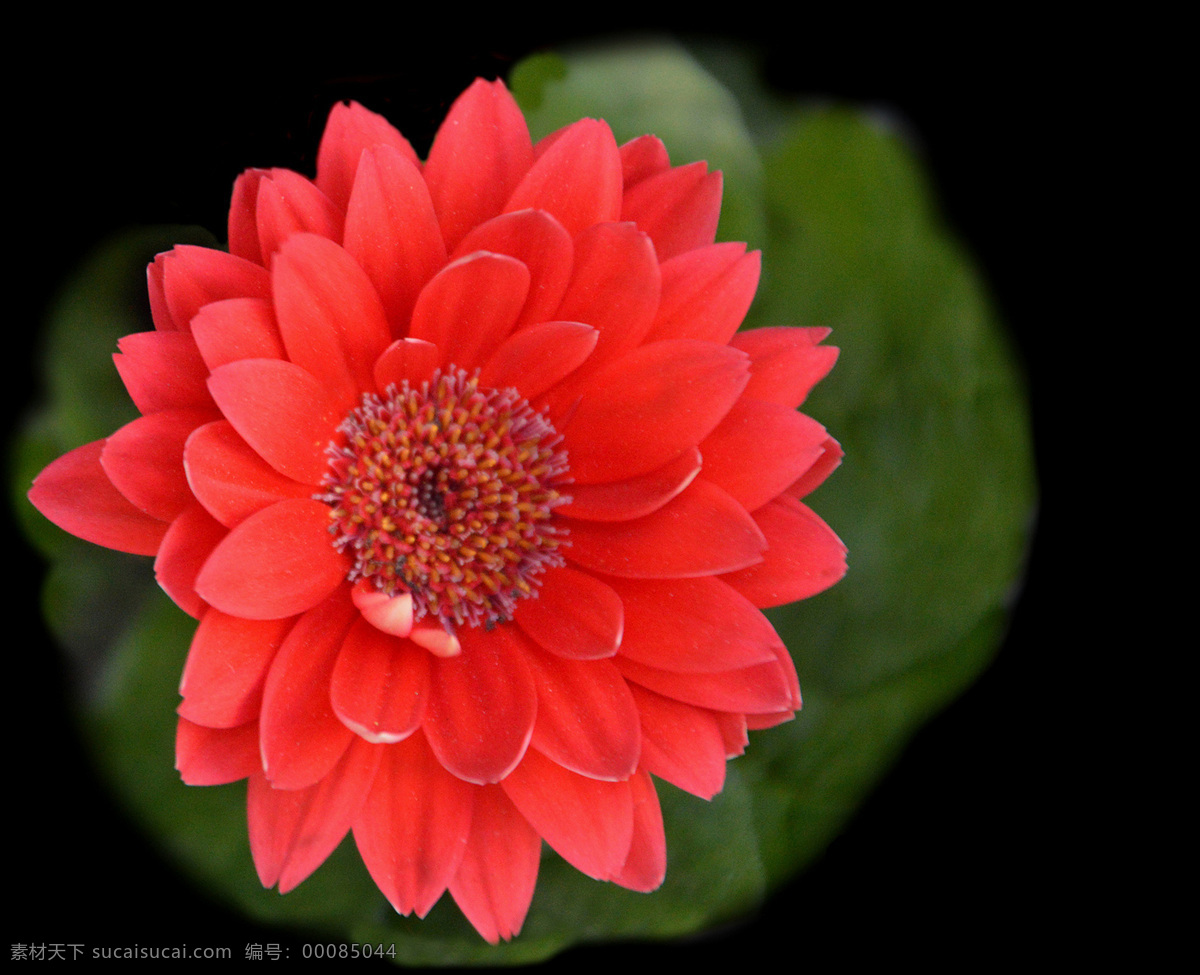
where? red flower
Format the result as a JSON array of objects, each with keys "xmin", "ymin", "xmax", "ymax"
[{"xmin": 28, "ymin": 79, "xmax": 846, "ymax": 941}]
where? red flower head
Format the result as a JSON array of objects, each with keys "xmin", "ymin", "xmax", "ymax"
[{"xmin": 28, "ymin": 79, "xmax": 846, "ymax": 941}]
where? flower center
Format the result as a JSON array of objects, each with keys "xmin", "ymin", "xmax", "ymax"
[{"xmin": 318, "ymin": 369, "xmax": 570, "ymax": 631}]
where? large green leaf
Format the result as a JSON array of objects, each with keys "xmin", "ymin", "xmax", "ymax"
[{"xmin": 14, "ymin": 41, "xmax": 1034, "ymax": 964}]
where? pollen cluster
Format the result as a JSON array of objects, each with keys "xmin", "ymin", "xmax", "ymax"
[{"xmin": 319, "ymin": 369, "xmax": 570, "ymax": 630}]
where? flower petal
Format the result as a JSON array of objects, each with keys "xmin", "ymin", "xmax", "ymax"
[
  {"xmin": 616, "ymin": 653, "xmax": 798, "ymax": 716},
  {"xmin": 501, "ymin": 748, "xmax": 633, "ymax": 882},
  {"xmin": 184, "ymin": 420, "xmax": 314, "ymax": 529},
  {"xmin": 525, "ymin": 645, "xmax": 641, "ymax": 782},
  {"xmin": 253, "ymin": 167, "xmax": 343, "ymax": 264},
  {"xmin": 513, "ymin": 565, "xmax": 623, "ymax": 661},
  {"xmin": 157, "ymin": 245, "xmax": 271, "ymax": 332},
  {"xmin": 611, "ymin": 575, "xmax": 782, "ymax": 672},
  {"xmin": 452, "ymin": 209, "xmax": 573, "ymax": 329},
  {"xmin": 258, "ymin": 590, "xmax": 358, "ymax": 789},
  {"xmin": 788, "ymin": 435, "xmax": 844, "ymax": 498},
  {"xmin": 372, "ymin": 337, "xmax": 441, "ymax": 392},
  {"xmin": 619, "ymin": 134, "xmax": 671, "ymax": 188},
  {"xmin": 700, "ymin": 398, "xmax": 831, "ymax": 512},
  {"xmin": 154, "ymin": 502, "xmax": 227, "ymax": 618},
  {"xmin": 113, "ymin": 331, "xmax": 214, "ymax": 414},
  {"xmin": 178, "ymin": 609, "xmax": 292, "ymax": 729},
  {"xmin": 100, "ymin": 409, "xmax": 214, "ymax": 522},
  {"xmin": 478, "ymin": 321, "xmax": 598, "ymax": 403},
  {"xmin": 316, "ymin": 100, "xmax": 419, "ymax": 213},
  {"xmin": 558, "ymin": 446, "xmax": 699, "ymax": 522},
  {"xmin": 344, "ymin": 144, "xmax": 447, "ymax": 333},
  {"xmin": 505, "ymin": 118, "xmax": 623, "ymax": 236},
  {"xmin": 272, "ymin": 233, "xmax": 392, "ymax": 406},
  {"xmin": 249, "ymin": 737, "xmax": 384, "ymax": 893},
  {"xmin": 561, "ymin": 339, "xmax": 749, "ymax": 484},
  {"xmin": 425, "ymin": 78, "xmax": 534, "ymax": 253},
  {"xmin": 353, "ymin": 732, "xmax": 473, "ymax": 917},
  {"xmin": 408, "ymin": 251, "xmax": 529, "ymax": 371},
  {"xmin": 621, "ymin": 160, "xmax": 722, "ymax": 262},
  {"xmin": 627, "ymin": 684, "xmax": 727, "ymax": 800},
  {"xmin": 611, "ymin": 768, "xmax": 666, "ymax": 892},
  {"xmin": 194, "ymin": 498, "xmax": 349, "ymax": 621},
  {"xmin": 730, "ymin": 326, "xmax": 839, "ymax": 408},
  {"xmin": 449, "ymin": 785, "xmax": 540, "ymax": 944},
  {"xmin": 566, "ymin": 478, "xmax": 765, "ymax": 579},
  {"xmin": 721, "ymin": 494, "xmax": 848, "ymax": 607},
  {"xmin": 552, "ymin": 221, "xmax": 660, "ymax": 372},
  {"xmin": 206, "ymin": 358, "xmax": 344, "ymax": 485},
  {"xmin": 646, "ymin": 242, "xmax": 761, "ymax": 345},
  {"xmin": 189, "ymin": 297, "xmax": 286, "ymax": 370},
  {"xmin": 175, "ymin": 718, "xmax": 261, "ymax": 786},
  {"xmin": 28, "ymin": 439, "xmax": 168, "ymax": 555},
  {"xmin": 331, "ymin": 618, "xmax": 430, "ymax": 744},
  {"xmin": 423, "ymin": 625, "xmax": 536, "ymax": 784}
]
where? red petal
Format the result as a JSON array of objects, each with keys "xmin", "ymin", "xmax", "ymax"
[
  {"xmin": 113, "ymin": 331, "xmax": 213, "ymax": 414},
  {"xmin": 228, "ymin": 169, "xmax": 267, "ymax": 265},
  {"xmin": 566, "ymin": 478, "xmax": 765, "ymax": 579},
  {"xmin": 372, "ymin": 337, "xmax": 441, "ymax": 392},
  {"xmin": 621, "ymin": 161, "xmax": 722, "ymax": 262},
  {"xmin": 331, "ymin": 618, "xmax": 430, "ymax": 743},
  {"xmin": 611, "ymin": 575, "xmax": 781, "ymax": 673},
  {"xmin": 504, "ymin": 118, "xmax": 623, "ymax": 236},
  {"xmin": 258, "ymin": 591, "xmax": 357, "ymax": 789},
  {"xmin": 184, "ymin": 420, "xmax": 313, "ymax": 529},
  {"xmin": 448, "ymin": 785, "xmax": 540, "ymax": 943},
  {"xmin": 478, "ymin": 321, "xmax": 597, "ymax": 402},
  {"xmin": 513, "ymin": 565, "xmax": 623, "ymax": 661},
  {"xmin": 353, "ymin": 732, "xmax": 473, "ymax": 917},
  {"xmin": 425, "ymin": 78, "xmax": 534, "ymax": 253},
  {"xmin": 558, "ymin": 446, "xmax": 699, "ymax": 522},
  {"xmin": 552, "ymin": 221, "xmax": 660, "ymax": 373},
  {"xmin": 254, "ymin": 168, "xmax": 343, "ymax": 264},
  {"xmin": 526, "ymin": 645, "xmax": 641, "ymax": 781},
  {"xmin": 423, "ymin": 626, "xmax": 535, "ymax": 784},
  {"xmin": 611, "ymin": 768, "xmax": 666, "ymax": 892},
  {"xmin": 189, "ymin": 297, "xmax": 286, "ymax": 370},
  {"xmin": 100, "ymin": 408, "xmax": 214, "ymax": 522},
  {"xmin": 206, "ymin": 358, "xmax": 344, "ymax": 485},
  {"xmin": 178, "ymin": 609, "xmax": 292, "ymax": 729},
  {"xmin": 627, "ymin": 684, "xmax": 727, "ymax": 799},
  {"xmin": 620, "ymin": 134, "xmax": 671, "ymax": 187},
  {"xmin": 194, "ymin": 498, "xmax": 349, "ymax": 621},
  {"xmin": 501, "ymin": 748, "xmax": 633, "ymax": 882},
  {"xmin": 718, "ymin": 713, "xmax": 749, "ymax": 758},
  {"xmin": 730, "ymin": 326, "xmax": 839, "ymax": 408},
  {"xmin": 272, "ymin": 234, "xmax": 391, "ymax": 406},
  {"xmin": 722, "ymin": 495, "xmax": 848, "ymax": 607},
  {"xmin": 175, "ymin": 718, "xmax": 260, "ymax": 785},
  {"xmin": 788, "ymin": 435, "xmax": 843, "ymax": 498},
  {"xmin": 159, "ymin": 245, "xmax": 271, "ymax": 332},
  {"xmin": 561, "ymin": 339, "xmax": 749, "ymax": 484},
  {"xmin": 646, "ymin": 243, "xmax": 761, "ymax": 344},
  {"xmin": 316, "ymin": 100, "xmax": 419, "ymax": 213},
  {"xmin": 452, "ymin": 209, "xmax": 573, "ymax": 329},
  {"xmin": 28, "ymin": 439, "xmax": 168, "ymax": 555},
  {"xmin": 616, "ymin": 653, "xmax": 798, "ymax": 715},
  {"xmin": 248, "ymin": 738, "xmax": 384, "ymax": 893},
  {"xmin": 700, "ymin": 398, "xmax": 830, "ymax": 512},
  {"xmin": 344, "ymin": 145, "xmax": 447, "ymax": 333},
  {"xmin": 408, "ymin": 251, "xmax": 529, "ymax": 371},
  {"xmin": 154, "ymin": 502, "xmax": 227, "ymax": 618}
]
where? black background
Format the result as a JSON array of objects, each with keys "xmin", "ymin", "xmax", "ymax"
[{"xmin": 8, "ymin": 21, "xmax": 1116, "ymax": 968}]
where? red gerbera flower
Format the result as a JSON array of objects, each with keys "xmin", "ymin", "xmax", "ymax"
[{"xmin": 28, "ymin": 79, "xmax": 846, "ymax": 942}]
